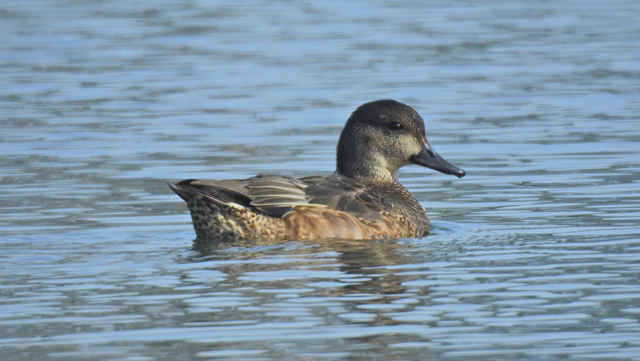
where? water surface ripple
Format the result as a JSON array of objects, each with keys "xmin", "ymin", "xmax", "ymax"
[{"xmin": 1, "ymin": 1, "xmax": 639, "ymax": 360}]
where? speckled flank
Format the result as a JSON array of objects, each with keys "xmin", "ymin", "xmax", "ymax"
[
  {"xmin": 182, "ymin": 193, "xmax": 430, "ymax": 243},
  {"xmin": 185, "ymin": 194, "xmax": 288, "ymax": 242},
  {"xmin": 283, "ymin": 206, "xmax": 366, "ymax": 240},
  {"xmin": 282, "ymin": 206, "xmax": 429, "ymax": 241}
]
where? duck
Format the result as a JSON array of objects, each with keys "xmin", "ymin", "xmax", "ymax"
[{"xmin": 169, "ymin": 99, "xmax": 465, "ymax": 243}]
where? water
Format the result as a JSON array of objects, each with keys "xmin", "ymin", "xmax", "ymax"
[{"xmin": 1, "ymin": 0, "xmax": 640, "ymax": 360}]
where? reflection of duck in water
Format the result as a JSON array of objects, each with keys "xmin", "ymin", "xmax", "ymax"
[
  {"xmin": 333, "ymin": 240, "xmax": 410, "ymax": 295},
  {"xmin": 170, "ymin": 100, "xmax": 465, "ymax": 243},
  {"xmin": 194, "ymin": 240, "xmax": 413, "ymax": 296}
]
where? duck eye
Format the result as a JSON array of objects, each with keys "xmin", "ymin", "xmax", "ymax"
[{"xmin": 388, "ymin": 122, "xmax": 403, "ymax": 131}]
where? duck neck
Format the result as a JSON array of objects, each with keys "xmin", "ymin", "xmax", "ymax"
[
  {"xmin": 337, "ymin": 148, "xmax": 399, "ymax": 184},
  {"xmin": 336, "ymin": 121, "xmax": 402, "ymax": 184}
]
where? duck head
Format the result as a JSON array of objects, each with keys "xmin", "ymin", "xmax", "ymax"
[{"xmin": 337, "ymin": 99, "xmax": 465, "ymax": 183}]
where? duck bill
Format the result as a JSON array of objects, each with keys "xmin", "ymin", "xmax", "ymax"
[{"xmin": 411, "ymin": 140, "xmax": 465, "ymax": 178}]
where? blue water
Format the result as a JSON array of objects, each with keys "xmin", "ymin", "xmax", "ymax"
[{"xmin": 1, "ymin": 1, "xmax": 640, "ymax": 360}]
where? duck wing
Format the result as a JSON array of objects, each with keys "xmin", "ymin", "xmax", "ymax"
[
  {"xmin": 170, "ymin": 175, "xmax": 311, "ymax": 218},
  {"xmin": 299, "ymin": 175, "xmax": 388, "ymax": 220},
  {"xmin": 171, "ymin": 174, "xmax": 386, "ymax": 220},
  {"xmin": 248, "ymin": 174, "xmax": 385, "ymax": 220}
]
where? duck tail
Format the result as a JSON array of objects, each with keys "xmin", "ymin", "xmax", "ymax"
[
  {"xmin": 168, "ymin": 181, "xmax": 194, "ymax": 202},
  {"xmin": 168, "ymin": 179, "xmax": 252, "ymax": 210}
]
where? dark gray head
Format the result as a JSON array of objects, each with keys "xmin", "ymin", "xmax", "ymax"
[{"xmin": 337, "ymin": 99, "xmax": 465, "ymax": 183}]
